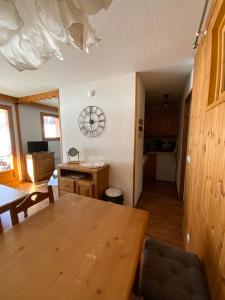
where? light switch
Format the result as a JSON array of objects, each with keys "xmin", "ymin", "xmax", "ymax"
[{"xmin": 187, "ymin": 155, "xmax": 191, "ymax": 163}]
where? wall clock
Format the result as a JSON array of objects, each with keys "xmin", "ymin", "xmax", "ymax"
[{"xmin": 78, "ymin": 106, "xmax": 105, "ymax": 138}]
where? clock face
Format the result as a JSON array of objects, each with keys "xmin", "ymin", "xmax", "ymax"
[{"xmin": 78, "ymin": 106, "xmax": 105, "ymax": 138}]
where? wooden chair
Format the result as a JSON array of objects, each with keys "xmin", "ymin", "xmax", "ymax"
[{"xmin": 11, "ymin": 185, "xmax": 54, "ymax": 226}]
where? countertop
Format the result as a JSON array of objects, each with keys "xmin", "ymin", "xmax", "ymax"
[{"xmin": 143, "ymin": 151, "xmax": 176, "ymax": 164}]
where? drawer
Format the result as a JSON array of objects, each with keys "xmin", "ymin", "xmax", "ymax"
[
  {"xmin": 75, "ymin": 180, "xmax": 93, "ymax": 198},
  {"xmin": 59, "ymin": 178, "xmax": 75, "ymax": 193},
  {"xmin": 34, "ymin": 154, "xmax": 54, "ymax": 161}
]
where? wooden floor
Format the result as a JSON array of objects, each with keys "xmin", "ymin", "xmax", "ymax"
[{"xmin": 137, "ymin": 180, "xmax": 184, "ymax": 249}]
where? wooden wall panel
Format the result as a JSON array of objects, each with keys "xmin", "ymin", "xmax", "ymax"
[{"xmin": 184, "ymin": 1, "xmax": 225, "ymax": 299}]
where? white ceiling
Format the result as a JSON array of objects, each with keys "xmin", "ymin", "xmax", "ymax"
[
  {"xmin": 0, "ymin": 0, "xmax": 207, "ymax": 97},
  {"xmin": 140, "ymin": 62, "xmax": 193, "ymax": 104}
]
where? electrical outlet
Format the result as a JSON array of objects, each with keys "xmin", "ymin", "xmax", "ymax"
[
  {"xmin": 186, "ymin": 155, "xmax": 191, "ymax": 164},
  {"xmin": 186, "ymin": 233, "xmax": 191, "ymax": 244}
]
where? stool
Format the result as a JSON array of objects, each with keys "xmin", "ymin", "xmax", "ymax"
[
  {"xmin": 141, "ymin": 239, "xmax": 209, "ymax": 300},
  {"xmin": 105, "ymin": 188, "xmax": 124, "ymax": 205}
]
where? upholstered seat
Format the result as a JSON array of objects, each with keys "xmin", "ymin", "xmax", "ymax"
[{"xmin": 141, "ymin": 239, "xmax": 209, "ymax": 300}]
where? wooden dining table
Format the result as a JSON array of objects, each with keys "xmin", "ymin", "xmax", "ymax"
[
  {"xmin": 0, "ymin": 193, "xmax": 149, "ymax": 300},
  {"xmin": 0, "ymin": 184, "xmax": 28, "ymax": 214},
  {"xmin": 0, "ymin": 184, "xmax": 28, "ymax": 229}
]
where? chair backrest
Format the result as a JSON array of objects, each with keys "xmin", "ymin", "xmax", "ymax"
[
  {"xmin": 11, "ymin": 185, "xmax": 54, "ymax": 226},
  {"xmin": 0, "ymin": 216, "xmax": 3, "ymax": 234}
]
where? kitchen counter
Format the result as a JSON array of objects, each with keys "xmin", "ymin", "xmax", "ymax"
[
  {"xmin": 145, "ymin": 151, "xmax": 176, "ymax": 155},
  {"xmin": 144, "ymin": 152, "xmax": 176, "ymax": 182}
]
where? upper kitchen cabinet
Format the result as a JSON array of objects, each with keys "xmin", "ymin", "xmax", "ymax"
[{"xmin": 145, "ymin": 110, "xmax": 179, "ymax": 137}]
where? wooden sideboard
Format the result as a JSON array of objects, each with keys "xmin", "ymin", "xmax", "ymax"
[
  {"xmin": 57, "ymin": 163, "xmax": 109, "ymax": 199},
  {"xmin": 25, "ymin": 152, "xmax": 55, "ymax": 183}
]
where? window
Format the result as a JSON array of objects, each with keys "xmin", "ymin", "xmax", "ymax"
[
  {"xmin": 208, "ymin": 3, "xmax": 225, "ymax": 109},
  {"xmin": 0, "ymin": 104, "xmax": 18, "ymax": 183},
  {"xmin": 0, "ymin": 107, "xmax": 14, "ymax": 171},
  {"xmin": 41, "ymin": 113, "xmax": 60, "ymax": 141}
]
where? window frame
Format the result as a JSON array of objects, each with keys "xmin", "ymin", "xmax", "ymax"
[
  {"xmin": 207, "ymin": 3, "xmax": 225, "ymax": 110},
  {"xmin": 40, "ymin": 112, "xmax": 60, "ymax": 141},
  {"xmin": 0, "ymin": 104, "xmax": 18, "ymax": 181}
]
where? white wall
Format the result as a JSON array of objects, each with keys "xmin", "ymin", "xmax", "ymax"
[
  {"xmin": 60, "ymin": 74, "xmax": 136, "ymax": 206},
  {"xmin": 18, "ymin": 105, "xmax": 61, "ymax": 165},
  {"xmin": 134, "ymin": 75, "xmax": 145, "ymax": 206},
  {"xmin": 0, "ymin": 99, "xmax": 22, "ymax": 179},
  {"xmin": 176, "ymin": 70, "xmax": 193, "ymax": 193}
]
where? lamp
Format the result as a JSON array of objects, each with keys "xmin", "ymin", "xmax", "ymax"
[{"xmin": 0, "ymin": 0, "xmax": 113, "ymax": 71}]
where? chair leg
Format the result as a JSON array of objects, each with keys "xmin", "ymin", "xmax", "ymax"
[
  {"xmin": 10, "ymin": 206, "xmax": 19, "ymax": 226},
  {"xmin": 0, "ymin": 216, "xmax": 3, "ymax": 233},
  {"xmin": 48, "ymin": 185, "xmax": 54, "ymax": 203}
]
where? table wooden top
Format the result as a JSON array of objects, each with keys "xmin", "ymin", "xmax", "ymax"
[
  {"xmin": 57, "ymin": 163, "xmax": 109, "ymax": 173},
  {"xmin": 0, "ymin": 184, "xmax": 27, "ymax": 212},
  {"xmin": 0, "ymin": 193, "xmax": 149, "ymax": 300}
]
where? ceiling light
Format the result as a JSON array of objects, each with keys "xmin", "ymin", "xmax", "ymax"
[{"xmin": 0, "ymin": 0, "xmax": 113, "ymax": 71}]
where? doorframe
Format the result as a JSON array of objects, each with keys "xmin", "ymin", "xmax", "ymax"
[
  {"xmin": 179, "ymin": 90, "xmax": 192, "ymax": 201},
  {"xmin": 0, "ymin": 104, "xmax": 18, "ymax": 183}
]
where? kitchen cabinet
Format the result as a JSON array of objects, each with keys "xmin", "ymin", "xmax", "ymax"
[
  {"xmin": 145, "ymin": 111, "xmax": 179, "ymax": 137},
  {"xmin": 143, "ymin": 153, "xmax": 157, "ymax": 182},
  {"xmin": 144, "ymin": 152, "xmax": 176, "ymax": 183},
  {"xmin": 156, "ymin": 153, "xmax": 176, "ymax": 182}
]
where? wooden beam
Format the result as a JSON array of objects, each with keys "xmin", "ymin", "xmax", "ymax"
[
  {"xmin": 19, "ymin": 90, "xmax": 59, "ymax": 103},
  {"xmin": 20, "ymin": 102, "xmax": 59, "ymax": 112},
  {"xmin": 0, "ymin": 94, "xmax": 18, "ymax": 104}
]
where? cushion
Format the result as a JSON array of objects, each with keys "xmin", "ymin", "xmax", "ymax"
[{"xmin": 141, "ymin": 239, "xmax": 209, "ymax": 300}]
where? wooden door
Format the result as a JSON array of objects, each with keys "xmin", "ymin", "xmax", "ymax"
[
  {"xmin": 179, "ymin": 93, "xmax": 191, "ymax": 201},
  {"xmin": 0, "ymin": 105, "xmax": 18, "ymax": 184},
  {"xmin": 76, "ymin": 181, "xmax": 93, "ymax": 197}
]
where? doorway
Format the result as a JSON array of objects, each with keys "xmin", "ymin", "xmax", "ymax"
[
  {"xmin": 0, "ymin": 104, "xmax": 18, "ymax": 184},
  {"xmin": 179, "ymin": 91, "xmax": 192, "ymax": 201}
]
